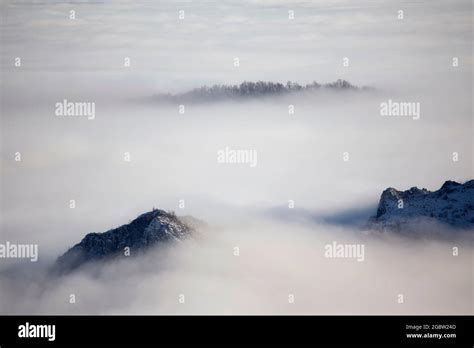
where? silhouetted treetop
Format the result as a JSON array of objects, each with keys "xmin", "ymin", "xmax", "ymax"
[{"xmin": 153, "ymin": 79, "xmax": 372, "ymax": 103}]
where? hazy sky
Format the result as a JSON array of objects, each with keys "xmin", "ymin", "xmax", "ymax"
[
  {"xmin": 1, "ymin": 0, "xmax": 472, "ymax": 98},
  {"xmin": 0, "ymin": 0, "xmax": 472, "ymax": 315}
]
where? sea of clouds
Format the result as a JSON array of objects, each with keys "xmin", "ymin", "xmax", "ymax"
[{"xmin": 0, "ymin": 0, "xmax": 472, "ymax": 314}]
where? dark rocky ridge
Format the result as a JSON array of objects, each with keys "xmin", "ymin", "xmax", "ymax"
[
  {"xmin": 368, "ymin": 180, "xmax": 474, "ymax": 233},
  {"xmin": 54, "ymin": 209, "xmax": 194, "ymax": 274}
]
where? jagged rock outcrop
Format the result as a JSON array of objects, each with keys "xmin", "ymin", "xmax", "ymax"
[
  {"xmin": 54, "ymin": 209, "xmax": 194, "ymax": 274},
  {"xmin": 368, "ymin": 180, "xmax": 474, "ymax": 233}
]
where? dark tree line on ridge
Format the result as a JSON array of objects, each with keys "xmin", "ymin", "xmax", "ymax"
[{"xmin": 153, "ymin": 79, "xmax": 372, "ymax": 103}]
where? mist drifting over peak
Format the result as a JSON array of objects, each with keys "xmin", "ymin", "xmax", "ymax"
[{"xmin": 0, "ymin": 0, "xmax": 472, "ymax": 316}]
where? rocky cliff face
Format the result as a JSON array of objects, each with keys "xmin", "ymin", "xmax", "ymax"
[
  {"xmin": 54, "ymin": 209, "xmax": 193, "ymax": 274},
  {"xmin": 368, "ymin": 180, "xmax": 474, "ymax": 233}
]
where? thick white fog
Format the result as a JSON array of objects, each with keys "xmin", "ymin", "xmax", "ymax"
[
  {"xmin": 1, "ymin": 219, "xmax": 472, "ymax": 314},
  {"xmin": 0, "ymin": 0, "xmax": 472, "ymax": 314}
]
